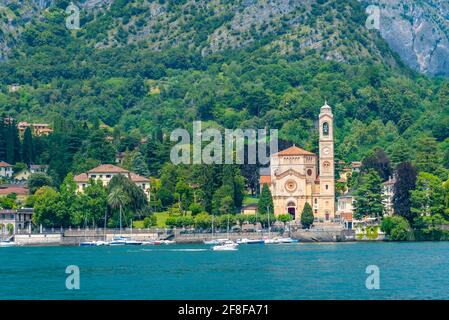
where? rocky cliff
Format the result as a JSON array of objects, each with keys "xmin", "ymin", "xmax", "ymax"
[{"xmin": 363, "ymin": 0, "xmax": 448, "ymax": 76}]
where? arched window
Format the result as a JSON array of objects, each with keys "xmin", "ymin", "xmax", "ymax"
[{"xmin": 323, "ymin": 122, "xmax": 329, "ymax": 136}]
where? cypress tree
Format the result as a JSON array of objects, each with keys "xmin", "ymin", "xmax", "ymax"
[
  {"xmin": 22, "ymin": 127, "xmax": 34, "ymax": 165},
  {"xmin": 6, "ymin": 121, "xmax": 21, "ymax": 164},
  {"xmin": 258, "ymin": 184, "xmax": 273, "ymax": 215},
  {"xmin": 0, "ymin": 119, "xmax": 6, "ymax": 161},
  {"xmin": 301, "ymin": 203, "xmax": 314, "ymax": 229}
]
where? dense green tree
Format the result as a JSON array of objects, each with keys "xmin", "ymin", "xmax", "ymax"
[
  {"xmin": 362, "ymin": 147, "xmax": 392, "ymax": 181},
  {"xmin": 411, "ymin": 172, "xmax": 445, "ymax": 218},
  {"xmin": 414, "ymin": 136, "xmax": 442, "ymax": 175},
  {"xmin": 27, "ymin": 173, "xmax": 53, "ymax": 194},
  {"xmin": 381, "ymin": 215, "xmax": 412, "ymax": 241},
  {"xmin": 77, "ymin": 179, "xmax": 108, "ymax": 227},
  {"xmin": 354, "ymin": 170, "xmax": 385, "ymax": 219},
  {"xmin": 33, "ymin": 186, "xmax": 68, "ymax": 227},
  {"xmin": 300, "ymin": 203, "xmax": 314, "ymax": 229},
  {"xmin": 5, "ymin": 121, "xmax": 21, "ymax": 164},
  {"xmin": 131, "ymin": 151, "xmax": 150, "ymax": 177},
  {"xmin": 258, "ymin": 184, "xmax": 274, "ymax": 215},
  {"xmin": 22, "ymin": 127, "xmax": 34, "ymax": 165},
  {"xmin": 393, "ymin": 162, "xmax": 418, "ymax": 223}
]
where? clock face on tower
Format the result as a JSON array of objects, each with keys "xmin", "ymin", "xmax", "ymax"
[{"xmin": 322, "ymin": 147, "xmax": 330, "ymax": 156}]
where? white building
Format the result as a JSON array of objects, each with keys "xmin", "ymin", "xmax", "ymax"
[
  {"xmin": 0, "ymin": 161, "xmax": 13, "ymax": 178},
  {"xmin": 74, "ymin": 164, "xmax": 151, "ymax": 200},
  {"xmin": 382, "ymin": 176, "xmax": 396, "ymax": 216}
]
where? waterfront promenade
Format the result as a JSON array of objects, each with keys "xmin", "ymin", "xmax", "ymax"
[{"xmin": 10, "ymin": 226, "xmax": 356, "ymax": 246}]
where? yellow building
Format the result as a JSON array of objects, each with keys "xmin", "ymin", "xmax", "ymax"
[
  {"xmin": 260, "ymin": 103, "xmax": 336, "ymax": 222},
  {"xmin": 74, "ymin": 164, "xmax": 151, "ymax": 200}
]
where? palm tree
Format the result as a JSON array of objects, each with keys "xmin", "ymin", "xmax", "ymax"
[{"xmin": 108, "ymin": 187, "xmax": 128, "ymax": 234}]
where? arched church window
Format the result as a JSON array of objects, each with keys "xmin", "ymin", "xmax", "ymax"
[
  {"xmin": 323, "ymin": 122, "xmax": 329, "ymax": 136},
  {"xmin": 307, "ymin": 169, "xmax": 312, "ymax": 176}
]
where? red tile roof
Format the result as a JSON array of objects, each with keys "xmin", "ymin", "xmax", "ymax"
[
  {"xmin": 274, "ymin": 146, "xmax": 315, "ymax": 157},
  {"xmin": 260, "ymin": 175, "xmax": 271, "ymax": 185},
  {"xmin": 129, "ymin": 173, "xmax": 151, "ymax": 183},
  {"xmin": 73, "ymin": 173, "xmax": 89, "ymax": 182},
  {"xmin": 0, "ymin": 161, "xmax": 12, "ymax": 167},
  {"xmin": 0, "ymin": 185, "xmax": 28, "ymax": 195},
  {"xmin": 88, "ymin": 164, "xmax": 130, "ymax": 174}
]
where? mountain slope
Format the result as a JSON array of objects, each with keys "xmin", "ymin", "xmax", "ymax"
[{"xmin": 0, "ymin": 0, "xmax": 448, "ymax": 168}]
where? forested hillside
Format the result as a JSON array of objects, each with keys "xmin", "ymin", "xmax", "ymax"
[{"xmin": 0, "ymin": 0, "xmax": 448, "ymax": 181}]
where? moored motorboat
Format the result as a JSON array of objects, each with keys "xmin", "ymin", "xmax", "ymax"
[
  {"xmin": 263, "ymin": 237, "xmax": 279, "ymax": 244},
  {"xmin": 276, "ymin": 237, "xmax": 298, "ymax": 243}
]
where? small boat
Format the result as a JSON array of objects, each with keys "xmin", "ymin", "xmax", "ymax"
[
  {"xmin": 237, "ymin": 238, "xmax": 264, "ymax": 245},
  {"xmin": 276, "ymin": 237, "xmax": 298, "ymax": 244},
  {"xmin": 264, "ymin": 237, "xmax": 298, "ymax": 244},
  {"xmin": 212, "ymin": 243, "xmax": 238, "ymax": 251},
  {"xmin": 110, "ymin": 236, "xmax": 127, "ymax": 246},
  {"xmin": 161, "ymin": 240, "xmax": 175, "ymax": 245},
  {"xmin": 95, "ymin": 241, "xmax": 109, "ymax": 246},
  {"xmin": 141, "ymin": 240, "xmax": 155, "ymax": 245},
  {"xmin": 263, "ymin": 238, "xmax": 279, "ymax": 244},
  {"xmin": 0, "ymin": 240, "xmax": 17, "ymax": 247}
]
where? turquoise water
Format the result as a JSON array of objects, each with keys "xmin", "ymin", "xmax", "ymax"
[{"xmin": 1, "ymin": 242, "xmax": 449, "ymax": 300}]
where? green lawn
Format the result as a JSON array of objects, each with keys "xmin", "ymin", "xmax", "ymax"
[
  {"xmin": 243, "ymin": 195, "xmax": 259, "ymax": 205},
  {"xmin": 154, "ymin": 211, "xmax": 170, "ymax": 227}
]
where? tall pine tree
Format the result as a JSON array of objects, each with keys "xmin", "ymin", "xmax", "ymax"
[
  {"xmin": 258, "ymin": 184, "xmax": 274, "ymax": 215},
  {"xmin": 22, "ymin": 127, "xmax": 34, "ymax": 165}
]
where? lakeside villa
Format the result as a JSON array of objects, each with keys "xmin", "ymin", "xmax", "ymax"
[
  {"xmin": 73, "ymin": 164, "xmax": 151, "ymax": 200},
  {"xmin": 260, "ymin": 103, "xmax": 336, "ymax": 223}
]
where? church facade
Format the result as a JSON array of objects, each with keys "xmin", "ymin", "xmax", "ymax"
[{"xmin": 260, "ymin": 103, "xmax": 335, "ymax": 222}]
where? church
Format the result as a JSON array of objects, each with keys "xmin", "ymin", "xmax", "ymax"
[{"xmin": 259, "ymin": 103, "xmax": 335, "ymax": 222}]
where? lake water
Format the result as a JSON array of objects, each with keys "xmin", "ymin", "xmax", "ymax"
[{"xmin": 1, "ymin": 242, "xmax": 449, "ymax": 300}]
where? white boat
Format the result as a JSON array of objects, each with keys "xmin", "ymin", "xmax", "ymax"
[
  {"xmin": 277, "ymin": 237, "xmax": 298, "ymax": 243},
  {"xmin": 264, "ymin": 237, "xmax": 298, "ymax": 244},
  {"xmin": 161, "ymin": 240, "xmax": 175, "ymax": 245},
  {"xmin": 263, "ymin": 238, "xmax": 279, "ymax": 244},
  {"xmin": 110, "ymin": 236, "xmax": 128, "ymax": 246},
  {"xmin": 212, "ymin": 243, "xmax": 238, "ymax": 251},
  {"xmin": 0, "ymin": 240, "xmax": 17, "ymax": 247},
  {"xmin": 95, "ymin": 240, "xmax": 109, "ymax": 246}
]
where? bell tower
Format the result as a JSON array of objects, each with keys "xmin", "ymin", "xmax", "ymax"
[{"xmin": 318, "ymin": 102, "xmax": 335, "ymax": 220}]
